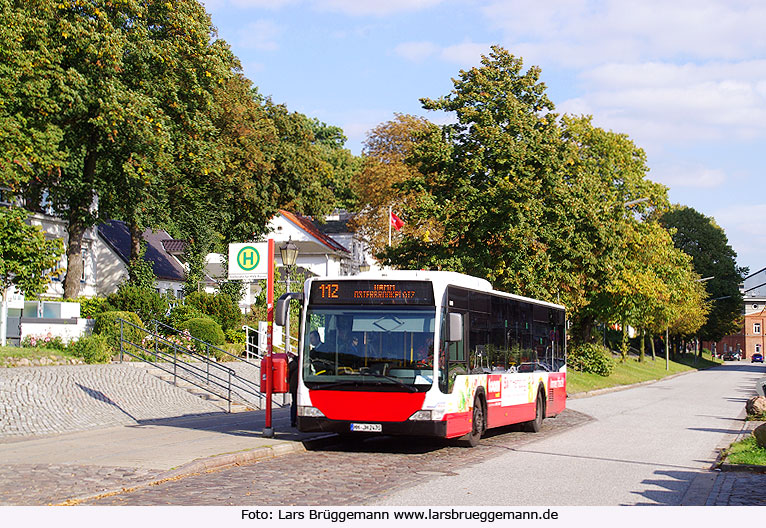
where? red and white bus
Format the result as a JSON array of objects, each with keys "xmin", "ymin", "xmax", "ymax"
[{"xmin": 275, "ymin": 270, "xmax": 566, "ymax": 446}]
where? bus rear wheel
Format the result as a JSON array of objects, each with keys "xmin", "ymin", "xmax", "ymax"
[
  {"xmin": 524, "ymin": 390, "xmax": 544, "ymax": 433},
  {"xmin": 460, "ymin": 395, "xmax": 485, "ymax": 447}
]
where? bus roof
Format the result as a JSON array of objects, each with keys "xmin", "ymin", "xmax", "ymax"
[{"xmin": 308, "ymin": 270, "xmax": 566, "ymax": 311}]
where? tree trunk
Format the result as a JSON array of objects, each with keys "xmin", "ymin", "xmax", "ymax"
[
  {"xmin": 639, "ymin": 328, "xmax": 645, "ymax": 362},
  {"xmin": 650, "ymin": 331, "xmax": 656, "ymax": 361},
  {"xmin": 63, "ymin": 220, "xmax": 85, "ymax": 299},
  {"xmin": 129, "ymin": 219, "xmax": 143, "ymax": 261}
]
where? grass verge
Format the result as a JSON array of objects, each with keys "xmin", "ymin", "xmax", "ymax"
[
  {"xmin": 0, "ymin": 345, "xmax": 79, "ymax": 361},
  {"xmin": 567, "ymin": 352, "xmax": 721, "ymax": 394},
  {"xmin": 724, "ymin": 436, "xmax": 766, "ymax": 466}
]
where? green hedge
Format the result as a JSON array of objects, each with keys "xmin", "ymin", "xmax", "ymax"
[
  {"xmin": 93, "ymin": 311, "xmax": 144, "ymax": 352},
  {"xmin": 568, "ymin": 343, "xmax": 615, "ymax": 376},
  {"xmin": 185, "ymin": 292, "xmax": 242, "ymax": 332},
  {"xmin": 179, "ymin": 317, "xmax": 225, "ymax": 346},
  {"xmin": 69, "ymin": 334, "xmax": 112, "ymax": 364},
  {"xmin": 166, "ymin": 303, "xmax": 205, "ymax": 329},
  {"xmin": 104, "ymin": 284, "xmax": 169, "ymax": 324}
]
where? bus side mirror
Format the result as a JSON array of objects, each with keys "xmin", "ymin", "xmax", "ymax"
[
  {"xmin": 448, "ymin": 312, "xmax": 463, "ymax": 342},
  {"xmin": 275, "ymin": 292, "xmax": 304, "ymax": 326}
]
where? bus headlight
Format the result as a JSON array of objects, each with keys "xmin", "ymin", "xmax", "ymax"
[
  {"xmin": 408, "ymin": 410, "xmax": 433, "ymax": 421},
  {"xmin": 298, "ymin": 406, "xmax": 325, "ymax": 418}
]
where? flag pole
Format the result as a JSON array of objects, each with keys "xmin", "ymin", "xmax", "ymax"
[{"xmin": 388, "ymin": 205, "xmax": 392, "ymax": 247}]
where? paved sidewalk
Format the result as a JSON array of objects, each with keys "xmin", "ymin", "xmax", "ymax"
[
  {"xmin": 0, "ymin": 364, "xmax": 326, "ymax": 505},
  {"xmin": 0, "ymin": 406, "xmax": 326, "ymax": 505}
]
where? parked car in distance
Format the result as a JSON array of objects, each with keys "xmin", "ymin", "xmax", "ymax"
[
  {"xmin": 723, "ymin": 351, "xmax": 741, "ymax": 361},
  {"xmin": 752, "ymin": 353, "xmax": 764, "ymax": 363}
]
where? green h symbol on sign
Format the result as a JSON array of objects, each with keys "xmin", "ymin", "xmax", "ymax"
[{"xmin": 237, "ymin": 246, "xmax": 260, "ymax": 271}]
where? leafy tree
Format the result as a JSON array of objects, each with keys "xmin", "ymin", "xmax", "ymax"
[
  {"xmin": 385, "ymin": 47, "xmax": 565, "ymax": 303},
  {"xmin": 350, "ymin": 114, "xmax": 436, "ymax": 255},
  {"xmin": 659, "ymin": 206, "xmax": 745, "ymax": 342},
  {"xmin": 0, "ymin": 206, "xmax": 63, "ymax": 345},
  {"xmin": 3, "ymin": 0, "xmax": 236, "ymax": 298},
  {"xmin": 0, "ymin": 0, "xmax": 67, "ymax": 190},
  {"xmin": 306, "ymin": 117, "xmax": 361, "ymax": 211},
  {"xmin": 0, "ymin": 207, "xmax": 63, "ymax": 297}
]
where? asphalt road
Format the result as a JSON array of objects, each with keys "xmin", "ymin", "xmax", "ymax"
[{"xmin": 374, "ymin": 361, "xmax": 765, "ymax": 506}]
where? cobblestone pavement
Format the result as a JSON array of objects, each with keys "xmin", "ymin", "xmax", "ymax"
[
  {"xmin": 0, "ymin": 364, "xmax": 223, "ymax": 439},
  {"xmin": 0, "ymin": 464, "xmax": 165, "ymax": 506},
  {"xmin": 81, "ymin": 410, "xmax": 592, "ymax": 506},
  {"xmin": 707, "ymin": 471, "xmax": 766, "ymax": 506}
]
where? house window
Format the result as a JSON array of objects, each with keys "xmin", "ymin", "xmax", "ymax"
[
  {"xmin": 176, "ymin": 290, "xmax": 184, "ymax": 299},
  {"xmin": 754, "ymin": 323, "xmax": 761, "ymax": 335},
  {"xmin": 756, "ymin": 344, "xmax": 762, "ymax": 354},
  {"xmin": 81, "ymin": 248, "xmax": 89, "ymax": 282}
]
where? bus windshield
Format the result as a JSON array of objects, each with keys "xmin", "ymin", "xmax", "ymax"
[{"xmin": 302, "ymin": 307, "xmax": 436, "ymax": 391}]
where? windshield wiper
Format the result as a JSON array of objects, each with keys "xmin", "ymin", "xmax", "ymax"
[{"xmin": 359, "ymin": 371, "xmax": 418, "ymax": 392}]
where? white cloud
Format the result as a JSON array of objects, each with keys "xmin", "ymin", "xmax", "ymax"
[
  {"xmin": 482, "ymin": 0, "xmax": 766, "ymax": 67},
  {"xmin": 236, "ymin": 20, "xmax": 282, "ymax": 51},
  {"xmin": 558, "ymin": 61, "xmax": 766, "ymax": 147},
  {"xmin": 394, "ymin": 41, "xmax": 439, "ymax": 62},
  {"xmin": 313, "ymin": 0, "xmax": 444, "ymax": 16}
]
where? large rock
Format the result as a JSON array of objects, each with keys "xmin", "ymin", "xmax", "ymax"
[
  {"xmin": 746, "ymin": 396, "xmax": 766, "ymax": 416},
  {"xmin": 754, "ymin": 423, "xmax": 766, "ymax": 449}
]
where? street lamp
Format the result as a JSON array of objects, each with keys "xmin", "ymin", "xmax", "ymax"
[
  {"xmin": 359, "ymin": 260, "xmax": 370, "ymax": 273},
  {"xmin": 279, "ymin": 237, "xmax": 299, "ymax": 354}
]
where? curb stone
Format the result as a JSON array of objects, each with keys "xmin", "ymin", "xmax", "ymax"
[{"xmin": 57, "ymin": 433, "xmax": 338, "ymax": 506}]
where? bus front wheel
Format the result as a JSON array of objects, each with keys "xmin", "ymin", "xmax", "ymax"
[{"xmin": 460, "ymin": 395, "xmax": 485, "ymax": 447}]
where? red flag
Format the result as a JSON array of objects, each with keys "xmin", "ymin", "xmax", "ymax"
[{"xmin": 390, "ymin": 211, "xmax": 404, "ymax": 231}]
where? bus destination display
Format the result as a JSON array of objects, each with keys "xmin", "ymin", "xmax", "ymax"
[{"xmin": 310, "ymin": 280, "xmax": 434, "ymax": 305}]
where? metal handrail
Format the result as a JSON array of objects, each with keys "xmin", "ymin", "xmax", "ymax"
[
  {"xmin": 118, "ymin": 318, "xmax": 281, "ymax": 411},
  {"xmin": 151, "ymin": 319, "xmax": 259, "ymax": 368},
  {"xmin": 242, "ymin": 323, "xmax": 298, "ymax": 358}
]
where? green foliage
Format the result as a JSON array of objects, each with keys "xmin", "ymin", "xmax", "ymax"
[
  {"xmin": 104, "ymin": 284, "xmax": 169, "ymax": 324},
  {"xmin": 78, "ymin": 296, "xmax": 108, "ymax": 319},
  {"xmin": 127, "ymin": 243, "xmax": 157, "ymax": 292},
  {"xmin": 178, "ymin": 317, "xmax": 225, "ymax": 349},
  {"xmin": 68, "ymin": 334, "xmax": 112, "ymax": 364},
  {"xmin": 185, "ymin": 291, "xmax": 242, "ymax": 332},
  {"xmin": 224, "ymin": 328, "xmax": 246, "ymax": 344},
  {"xmin": 725, "ymin": 436, "xmax": 766, "ymax": 467},
  {"xmin": 568, "ymin": 343, "xmax": 615, "ymax": 376},
  {"xmin": 659, "ymin": 206, "xmax": 746, "ymax": 341},
  {"xmin": 93, "ymin": 310, "xmax": 143, "ymax": 352},
  {"xmin": 0, "ymin": 207, "xmax": 63, "ymax": 298},
  {"xmin": 167, "ymin": 303, "xmax": 205, "ymax": 330}
]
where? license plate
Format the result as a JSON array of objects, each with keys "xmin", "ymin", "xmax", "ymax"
[{"xmin": 350, "ymin": 423, "xmax": 382, "ymax": 432}]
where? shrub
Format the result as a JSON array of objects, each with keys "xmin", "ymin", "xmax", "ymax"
[
  {"xmin": 185, "ymin": 291, "xmax": 242, "ymax": 332},
  {"xmin": 69, "ymin": 334, "xmax": 112, "ymax": 364},
  {"xmin": 78, "ymin": 296, "xmax": 108, "ymax": 319},
  {"xmin": 104, "ymin": 284, "xmax": 169, "ymax": 324},
  {"xmin": 179, "ymin": 317, "xmax": 225, "ymax": 347},
  {"xmin": 93, "ymin": 311, "xmax": 144, "ymax": 352},
  {"xmin": 568, "ymin": 343, "xmax": 615, "ymax": 376},
  {"xmin": 224, "ymin": 328, "xmax": 246, "ymax": 344},
  {"xmin": 166, "ymin": 303, "xmax": 205, "ymax": 329}
]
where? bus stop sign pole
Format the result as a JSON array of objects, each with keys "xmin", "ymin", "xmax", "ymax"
[{"xmin": 263, "ymin": 238, "xmax": 275, "ymax": 438}]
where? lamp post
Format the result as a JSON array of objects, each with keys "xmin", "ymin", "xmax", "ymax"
[
  {"xmin": 359, "ymin": 260, "xmax": 370, "ymax": 273},
  {"xmin": 279, "ymin": 237, "xmax": 299, "ymax": 354}
]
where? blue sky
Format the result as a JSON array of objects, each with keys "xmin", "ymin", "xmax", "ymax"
[{"xmin": 202, "ymin": 0, "xmax": 766, "ymax": 276}]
